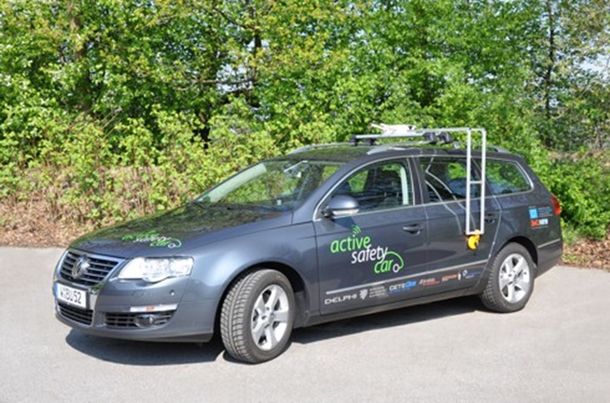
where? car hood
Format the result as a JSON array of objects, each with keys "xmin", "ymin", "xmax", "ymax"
[{"xmin": 70, "ymin": 203, "xmax": 291, "ymax": 258}]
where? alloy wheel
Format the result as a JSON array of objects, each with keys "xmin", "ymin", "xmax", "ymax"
[
  {"xmin": 250, "ymin": 284, "xmax": 290, "ymax": 351},
  {"xmin": 498, "ymin": 253, "xmax": 531, "ymax": 304}
]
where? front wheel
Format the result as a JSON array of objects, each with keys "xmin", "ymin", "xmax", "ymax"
[
  {"xmin": 480, "ymin": 243, "xmax": 536, "ymax": 313},
  {"xmin": 220, "ymin": 269, "xmax": 295, "ymax": 363}
]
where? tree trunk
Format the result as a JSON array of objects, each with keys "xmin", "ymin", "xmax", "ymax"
[{"xmin": 543, "ymin": 0, "xmax": 556, "ymax": 147}]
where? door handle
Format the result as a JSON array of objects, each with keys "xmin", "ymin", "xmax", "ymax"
[
  {"xmin": 402, "ymin": 223, "xmax": 423, "ymax": 234},
  {"xmin": 484, "ymin": 213, "xmax": 498, "ymax": 223}
]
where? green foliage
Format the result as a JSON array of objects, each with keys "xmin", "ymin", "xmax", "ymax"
[
  {"xmin": 0, "ymin": 0, "xmax": 608, "ymax": 239},
  {"xmin": 543, "ymin": 155, "xmax": 610, "ymax": 239}
]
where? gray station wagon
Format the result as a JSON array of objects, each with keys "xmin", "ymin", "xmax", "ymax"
[{"xmin": 52, "ymin": 125, "xmax": 563, "ymax": 363}]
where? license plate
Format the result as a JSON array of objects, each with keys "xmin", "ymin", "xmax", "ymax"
[{"xmin": 56, "ymin": 283, "xmax": 87, "ymax": 309}]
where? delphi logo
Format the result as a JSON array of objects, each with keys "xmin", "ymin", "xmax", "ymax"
[{"xmin": 324, "ymin": 293, "xmax": 358, "ymax": 305}]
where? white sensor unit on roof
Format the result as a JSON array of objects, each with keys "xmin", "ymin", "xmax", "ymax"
[{"xmin": 370, "ymin": 123, "xmax": 417, "ymax": 135}]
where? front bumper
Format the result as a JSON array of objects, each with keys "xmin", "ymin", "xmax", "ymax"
[
  {"xmin": 54, "ymin": 299, "xmax": 214, "ymax": 342},
  {"xmin": 53, "ymin": 255, "xmax": 216, "ymax": 343}
]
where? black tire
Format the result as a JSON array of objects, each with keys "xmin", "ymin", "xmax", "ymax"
[
  {"xmin": 480, "ymin": 243, "xmax": 536, "ymax": 313},
  {"xmin": 220, "ymin": 269, "xmax": 295, "ymax": 363}
]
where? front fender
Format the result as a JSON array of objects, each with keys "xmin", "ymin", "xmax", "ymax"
[{"xmin": 183, "ymin": 222, "xmax": 318, "ymax": 333}]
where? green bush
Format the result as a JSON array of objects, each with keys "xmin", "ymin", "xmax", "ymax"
[
  {"xmin": 0, "ymin": 0, "xmax": 608, "ymax": 241},
  {"xmin": 543, "ymin": 155, "xmax": 610, "ymax": 239}
]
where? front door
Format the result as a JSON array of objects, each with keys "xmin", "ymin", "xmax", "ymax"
[{"xmin": 314, "ymin": 159, "xmax": 428, "ymax": 315}]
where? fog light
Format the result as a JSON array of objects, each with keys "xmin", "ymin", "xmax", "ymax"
[
  {"xmin": 129, "ymin": 303, "xmax": 178, "ymax": 313},
  {"xmin": 134, "ymin": 314, "xmax": 159, "ymax": 328}
]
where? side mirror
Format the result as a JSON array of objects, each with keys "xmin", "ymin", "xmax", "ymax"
[{"xmin": 323, "ymin": 195, "xmax": 359, "ymax": 219}]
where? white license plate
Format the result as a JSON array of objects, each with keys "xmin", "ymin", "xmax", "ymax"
[{"xmin": 56, "ymin": 284, "xmax": 87, "ymax": 309}]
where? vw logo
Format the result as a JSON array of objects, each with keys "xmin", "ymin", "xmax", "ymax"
[{"xmin": 71, "ymin": 256, "xmax": 91, "ymax": 279}]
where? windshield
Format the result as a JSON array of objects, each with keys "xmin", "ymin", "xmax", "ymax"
[{"xmin": 196, "ymin": 159, "xmax": 342, "ymax": 211}]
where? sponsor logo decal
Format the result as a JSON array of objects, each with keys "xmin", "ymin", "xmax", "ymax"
[
  {"xmin": 121, "ymin": 230, "xmax": 182, "ymax": 248},
  {"xmin": 419, "ymin": 277, "xmax": 440, "ymax": 287},
  {"xmin": 528, "ymin": 206, "xmax": 552, "ymax": 228},
  {"xmin": 530, "ymin": 218, "xmax": 549, "ymax": 228},
  {"xmin": 388, "ymin": 279, "xmax": 418, "ymax": 294},
  {"xmin": 368, "ymin": 285, "xmax": 388, "ymax": 298},
  {"xmin": 330, "ymin": 225, "xmax": 405, "ymax": 275},
  {"xmin": 537, "ymin": 206, "xmax": 553, "ymax": 218},
  {"xmin": 441, "ymin": 273, "xmax": 459, "ymax": 282},
  {"xmin": 461, "ymin": 269, "xmax": 483, "ymax": 280},
  {"xmin": 324, "ymin": 292, "xmax": 358, "ymax": 305},
  {"xmin": 325, "ymin": 285, "xmax": 388, "ymax": 306}
]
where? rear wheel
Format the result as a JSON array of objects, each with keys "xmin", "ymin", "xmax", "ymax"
[
  {"xmin": 220, "ymin": 269, "xmax": 295, "ymax": 363},
  {"xmin": 480, "ymin": 243, "xmax": 535, "ymax": 313}
]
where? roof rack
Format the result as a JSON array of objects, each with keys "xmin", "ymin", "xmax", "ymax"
[
  {"xmin": 288, "ymin": 143, "xmax": 349, "ymax": 155},
  {"xmin": 350, "ymin": 124, "xmax": 481, "ymax": 146},
  {"xmin": 355, "ymin": 124, "xmax": 488, "ymax": 237}
]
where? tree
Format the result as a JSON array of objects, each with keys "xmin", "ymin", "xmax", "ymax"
[{"xmin": 0, "ymin": 0, "xmax": 608, "ymax": 238}]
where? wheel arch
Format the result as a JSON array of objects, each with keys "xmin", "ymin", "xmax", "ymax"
[
  {"xmin": 213, "ymin": 261, "xmax": 310, "ymax": 335},
  {"xmin": 500, "ymin": 236, "xmax": 538, "ymax": 266}
]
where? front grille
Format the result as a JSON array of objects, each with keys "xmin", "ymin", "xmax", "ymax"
[
  {"xmin": 59, "ymin": 250, "xmax": 121, "ymax": 287},
  {"xmin": 105, "ymin": 311, "xmax": 174, "ymax": 329},
  {"xmin": 58, "ymin": 302, "xmax": 93, "ymax": 326}
]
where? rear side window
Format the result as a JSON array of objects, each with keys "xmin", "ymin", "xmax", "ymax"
[
  {"xmin": 486, "ymin": 160, "xmax": 531, "ymax": 195},
  {"xmin": 420, "ymin": 157, "xmax": 479, "ymax": 203}
]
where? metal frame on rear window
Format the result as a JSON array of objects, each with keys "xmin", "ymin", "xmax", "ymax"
[{"xmin": 414, "ymin": 155, "xmax": 534, "ymax": 207}]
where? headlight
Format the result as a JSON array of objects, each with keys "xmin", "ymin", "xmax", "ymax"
[{"xmin": 118, "ymin": 257, "xmax": 194, "ymax": 283}]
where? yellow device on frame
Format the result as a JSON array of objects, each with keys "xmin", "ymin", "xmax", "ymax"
[{"xmin": 467, "ymin": 230, "xmax": 481, "ymax": 250}]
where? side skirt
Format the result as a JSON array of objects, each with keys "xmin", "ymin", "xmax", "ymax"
[{"xmin": 300, "ymin": 287, "xmax": 480, "ymax": 328}]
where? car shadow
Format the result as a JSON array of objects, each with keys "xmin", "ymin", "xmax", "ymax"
[
  {"xmin": 65, "ymin": 296, "xmax": 483, "ymax": 366},
  {"xmin": 292, "ymin": 296, "xmax": 482, "ymax": 344},
  {"xmin": 65, "ymin": 331, "xmax": 225, "ymax": 365}
]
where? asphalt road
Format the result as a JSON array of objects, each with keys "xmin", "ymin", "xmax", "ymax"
[{"xmin": 1, "ymin": 247, "xmax": 609, "ymax": 403}]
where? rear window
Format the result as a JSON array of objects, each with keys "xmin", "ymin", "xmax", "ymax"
[{"xmin": 486, "ymin": 160, "xmax": 531, "ymax": 195}]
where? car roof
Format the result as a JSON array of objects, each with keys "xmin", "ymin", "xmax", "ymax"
[{"xmin": 280, "ymin": 144, "xmax": 521, "ymax": 164}]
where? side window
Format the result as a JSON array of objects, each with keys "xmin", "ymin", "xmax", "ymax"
[
  {"xmin": 331, "ymin": 161, "xmax": 412, "ymax": 212},
  {"xmin": 420, "ymin": 157, "xmax": 480, "ymax": 203},
  {"xmin": 486, "ymin": 160, "xmax": 531, "ymax": 195}
]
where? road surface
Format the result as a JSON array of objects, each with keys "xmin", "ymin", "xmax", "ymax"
[{"xmin": 1, "ymin": 247, "xmax": 609, "ymax": 402}]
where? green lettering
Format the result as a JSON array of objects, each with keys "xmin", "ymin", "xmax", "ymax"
[
  {"xmin": 330, "ymin": 240, "xmax": 340, "ymax": 254},
  {"xmin": 374, "ymin": 259, "xmax": 392, "ymax": 274},
  {"xmin": 386, "ymin": 259, "xmax": 394, "ymax": 271},
  {"xmin": 385, "ymin": 252, "xmax": 405, "ymax": 273},
  {"xmin": 330, "ymin": 233, "xmax": 376, "ymax": 255},
  {"xmin": 374, "ymin": 252, "xmax": 405, "ymax": 275}
]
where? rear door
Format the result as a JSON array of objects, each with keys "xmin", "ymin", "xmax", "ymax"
[
  {"xmin": 314, "ymin": 158, "xmax": 429, "ymax": 314},
  {"xmin": 418, "ymin": 156, "xmax": 501, "ymax": 290}
]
